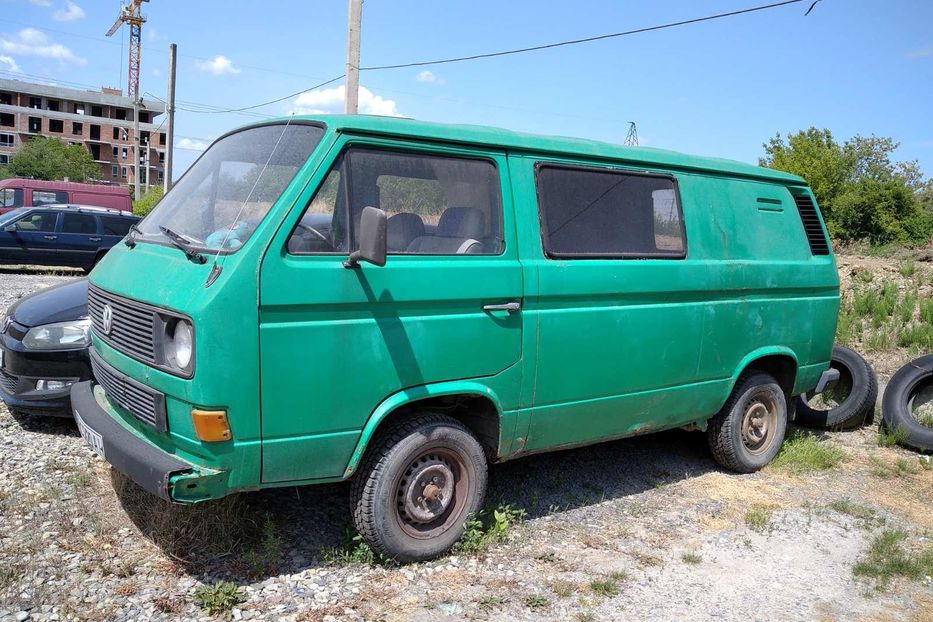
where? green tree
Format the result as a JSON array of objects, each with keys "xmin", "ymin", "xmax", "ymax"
[
  {"xmin": 760, "ymin": 128, "xmax": 932, "ymax": 245},
  {"xmin": 133, "ymin": 185, "xmax": 163, "ymax": 217},
  {"xmin": 2, "ymin": 136, "xmax": 100, "ymax": 182}
]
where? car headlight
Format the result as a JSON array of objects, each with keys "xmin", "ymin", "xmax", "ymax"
[
  {"xmin": 166, "ymin": 319, "xmax": 194, "ymax": 371},
  {"xmin": 22, "ymin": 318, "xmax": 92, "ymax": 350}
]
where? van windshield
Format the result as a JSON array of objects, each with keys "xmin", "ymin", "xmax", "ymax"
[{"xmin": 137, "ymin": 123, "xmax": 323, "ymax": 253}]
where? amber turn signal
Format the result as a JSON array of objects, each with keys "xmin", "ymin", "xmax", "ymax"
[{"xmin": 191, "ymin": 409, "xmax": 231, "ymax": 442}]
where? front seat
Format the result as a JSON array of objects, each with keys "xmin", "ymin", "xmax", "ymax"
[
  {"xmin": 387, "ymin": 213, "xmax": 425, "ymax": 253},
  {"xmin": 406, "ymin": 207, "xmax": 485, "ymax": 254}
]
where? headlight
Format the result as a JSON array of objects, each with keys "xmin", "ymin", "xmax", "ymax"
[
  {"xmin": 167, "ymin": 319, "xmax": 193, "ymax": 371},
  {"xmin": 23, "ymin": 319, "xmax": 92, "ymax": 350}
]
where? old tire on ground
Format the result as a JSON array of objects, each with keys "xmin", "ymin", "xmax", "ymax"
[
  {"xmin": 881, "ymin": 354, "xmax": 933, "ymax": 454},
  {"xmin": 794, "ymin": 345, "xmax": 878, "ymax": 431},
  {"xmin": 350, "ymin": 413, "xmax": 488, "ymax": 563},
  {"xmin": 708, "ymin": 372, "xmax": 787, "ymax": 473}
]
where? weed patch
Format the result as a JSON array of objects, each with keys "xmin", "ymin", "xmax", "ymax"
[
  {"xmin": 454, "ymin": 503, "xmax": 525, "ymax": 554},
  {"xmin": 681, "ymin": 552, "xmax": 702, "ymax": 565},
  {"xmin": 321, "ymin": 529, "xmax": 390, "ymax": 567},
  {"xmin": 745, "ymin": 505, "xmax": 773, "ymax": 533},
  {"xmin": 192, "ymin": 581, "xmax": 246, "ymax": 615},
  {"xmin": 771, "ymin": 430, "xmax": 846, "ymax": 474},
  {"xmin": 869, "ymin": 456, "xmax": 919, "ymax": 479},
  {"xmin": 877, "ymin": 425, "xmax": 909, "ymax": 448},
  {"xmin": 524, "ymin": 594, "xmax": 549, "ymax": 609},
  {"xmin": 853, "ymin": 529, "xmax": 933, "ymax": 591}
]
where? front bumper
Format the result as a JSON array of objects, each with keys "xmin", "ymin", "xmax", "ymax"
[
  {"xmin": 70, "ymin": 380, "xmax": 222, "ymax": 502},
  {"xmin": 0, "ymin": 336, "xmax": 90, "ymax": 416}
]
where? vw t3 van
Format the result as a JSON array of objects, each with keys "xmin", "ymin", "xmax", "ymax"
[{"xmin": 71, "ymin": 116, "xmax": 840, "ymax": 561}]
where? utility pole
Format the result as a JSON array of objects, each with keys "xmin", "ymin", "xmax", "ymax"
[
  {"xmin": 164, "ymin": 42, "xmax": 176, "ymax": 192},
  {"xmin": 133, "ymin": 98, "xmax": 141, "ymax": 200},
  {"xmin": 344, "ymin": 0, "xmax": 362, "ymax": 114}
]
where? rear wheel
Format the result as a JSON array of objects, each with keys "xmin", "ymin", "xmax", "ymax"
[
  {"xmin": 708, "ymin": 373, "xmax": 787, "ymax": 473},
  {"xmin": 350, "ymin": 413, "xmax": 487, "ymax": 562}
]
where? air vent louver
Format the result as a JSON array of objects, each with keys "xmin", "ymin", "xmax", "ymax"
[{"xmin": 792, "ymin": 194, "xmax": 830, "ymax": 255}]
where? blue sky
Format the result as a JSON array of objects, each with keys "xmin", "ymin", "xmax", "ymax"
[{"xmin": 1, "ymin": 0, "xmax": 932, "ymax": 179}]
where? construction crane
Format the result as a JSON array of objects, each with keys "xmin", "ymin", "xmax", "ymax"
[{"xmin": 105, "ymin": 0, "xmax": 149, "ymax": 100}]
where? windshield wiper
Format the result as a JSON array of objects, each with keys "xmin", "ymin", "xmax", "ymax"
[
  {"xmin": 124, "ymin": 223, "xmax": 142, "ymax": 247},
  {"xmin": 159, "ymin": 226, "xmax": 207, "ymax": 264}
]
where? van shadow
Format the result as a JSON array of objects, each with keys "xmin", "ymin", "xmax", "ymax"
[{"xmin": 114, "ymin": 427, "xmax": 719, "ymax": 582}]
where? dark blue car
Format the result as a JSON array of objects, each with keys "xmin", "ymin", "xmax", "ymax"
[{"xmin": 0, "ymin": 204, "xmax": 139, "ymax": 273}]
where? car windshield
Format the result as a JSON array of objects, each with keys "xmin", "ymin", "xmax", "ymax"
[{"xmin": 137, "ymin": 123, "xmax": 324, "ymax": 253}]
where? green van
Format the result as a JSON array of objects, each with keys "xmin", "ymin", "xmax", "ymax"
[{"xmin": 71, "ymin": 116, "xmax": 840, "ymax": 561}]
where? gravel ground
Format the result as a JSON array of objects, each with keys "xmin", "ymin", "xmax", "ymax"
[{"xmin": 1, "ymin": 263, "xmax": 932, "ymax": 622}]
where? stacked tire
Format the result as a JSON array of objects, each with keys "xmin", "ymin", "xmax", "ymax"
[
  {"xmin": 881, "ymin": 354, "xmax": 933, "ymax": 454},
  {"xmin": 794, "ymin": 346, "xmax": 878, "ymax": 431}
]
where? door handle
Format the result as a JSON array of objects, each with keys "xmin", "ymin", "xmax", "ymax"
[
  {"xmin": 89, "ymin": 237, "xmax": 101, "ymax": 242},
  {"xmin": 43, "ymin": 235, "xmax": 57, "ymax": 240},
  {"xmin": 483, "ymin": 301, "xmax": 521, "ymax": 313}
]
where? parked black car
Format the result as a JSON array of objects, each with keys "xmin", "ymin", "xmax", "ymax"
[
  {"xmin": 0, "ymin": 279, "xmax": 90, "ymax": 417},
  {"xmin": 0, "ymin": 205, "xmax": 139, "ymax": 272}
]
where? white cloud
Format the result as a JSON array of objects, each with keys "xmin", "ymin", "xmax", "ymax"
[
  {"xmin": 0, "ymin": 55, "xmax": 21, "ymax": 73},
  {"xmin": 52, "ymin": 1, "xmax": 85, "ymax": 22},
  {"xmin": 195, "ymin": 54, "xmax": 240, "ymax": 76},
  {"xmin": 291, "ymin": 85, "xmax": 401, "ymax": 117},
  {"xmin": 415, "ymin": 70, "xmax": 445, "ymax": 85},
  {"xmin": 176, "ymin": 137, "xmax": 209, "ymax": 151},
  {"xmin": 0, "ymin": 28, "xmax": 85, "ymax": 64},
  {"xmin": 907, "ymin": 45, "xmax": 933, "ymax": 59}
]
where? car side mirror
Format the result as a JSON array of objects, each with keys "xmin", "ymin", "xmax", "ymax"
[
  {"xmin": 344, "ymin": 206, "xmax": 387, "ymax": 268},
  {"xmin": 2, "ymin": 224, "xmax": 15, "ymax": 233}
]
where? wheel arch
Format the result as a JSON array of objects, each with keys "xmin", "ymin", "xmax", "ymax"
[
  {"xmin": 725, "ymin": 347, "xmax": 799, "ymax": 405},
  {"xmin": 343, "ymin": 381, "xmax": 505, "ymax": 479}
]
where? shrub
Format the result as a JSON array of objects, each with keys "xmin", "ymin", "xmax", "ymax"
[{"xmin": 133, "ymin": 185, "xmax": 164, "ymax": 217}]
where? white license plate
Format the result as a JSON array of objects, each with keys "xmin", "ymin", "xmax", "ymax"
[{"xmin": 74, "ymin": 410, "xmax": 105, "ymax": 460}]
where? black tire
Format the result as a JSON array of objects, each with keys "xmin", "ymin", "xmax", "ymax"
[
  {"xmin": 350, "ymin": 413, "xmax": 488, "ymax": 563},
  {"xmin": 794, "ymin": 346, "xmax": 878, "ymax": 431},
  {"xmin": 881, "ymin": 354, "xmax": 933, "ymax": 454},
  {"xmin": 708, "ymin": 372, "xmax": 787, "ymax": 473}
]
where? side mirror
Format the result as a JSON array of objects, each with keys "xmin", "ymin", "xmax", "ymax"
[
  {"xmin": 344, "ymin": 206, "xmax": 387, "ymax": 269},
  {"xmin": 2, "ymin": 224, "xmax": 15, "ymax": 233}
]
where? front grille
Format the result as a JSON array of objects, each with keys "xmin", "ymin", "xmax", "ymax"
[
  {"xmin": 792, "ymin": 194, "xmax": 830, "ymax": 255},
  {"xmin": 90, "ymin": 347, "xmax": 167, "ymax": 431},
  {"xmin": 87, "ymin": 285, "xmax": 157, "ymax": 364},
  {"xmin": 0, "ymin": 370, "xmax": 17, "ymax": 395}
]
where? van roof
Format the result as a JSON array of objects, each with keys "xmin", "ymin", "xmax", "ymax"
[{"xmin": 260, "ymin": 115, "xmax": 806, "ymax": 185}]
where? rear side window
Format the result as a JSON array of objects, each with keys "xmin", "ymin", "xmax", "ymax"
[
  {"xmin": 100, "ymin": 216, "xmax": 133, "ymax": 236},
  {"xmin": 32, "ymin": 190, "xmax": 68, "ymax": 206},
  {"xmin": 1, "ymin": 188, "xmax": 23, "ymax": 208},
  {"xmin": 62, "ymin": 213, "xmax": 97, "ymax": 234},
  {"xmin": 535, "ymin": 164, "xmax": 686, "ymax": 258}
]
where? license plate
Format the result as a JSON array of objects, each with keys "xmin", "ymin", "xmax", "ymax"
[{"xmin": 74, "ymin": 410, "xmax": 105, "ymax": 460}]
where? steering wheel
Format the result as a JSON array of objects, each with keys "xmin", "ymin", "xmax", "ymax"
[{"xmin": 296, "ymin": 222, "xmax": 329, "ymax": 243}]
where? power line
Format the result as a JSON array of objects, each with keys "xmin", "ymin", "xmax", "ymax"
[
  {"xmin": 173, "ymin": 0, "xmax": 814, "ymax": 115},
  {"xmin": 360, "ymin": 0, "xmax": 812, "ymax": 71}
]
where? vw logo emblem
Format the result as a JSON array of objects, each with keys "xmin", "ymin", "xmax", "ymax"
[{"xmin": 101, "ymin": 304, "xmax": 114, "ymax": 335}]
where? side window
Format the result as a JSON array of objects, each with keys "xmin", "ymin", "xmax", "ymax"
[
  {"xmin": 32, "ymin": 190, "xmax": 68, "ymax": 206},
  {"xmin": 100, "ymin": 216, "xmax": 133, "ymax": 236},
  {"xmin": 535, "ymin": 164, "xmax": 686, "ymax": 258},
  {"xmin": 14, "ymin": 211, "xmax": 57, "ymax": 232},
  {"xmin": 288, "ymin": 147, "xmax": 503, "ymax": 256},
  {"xmin": 61, "ymin": 213, "xmax": 97, "ymax": 234},
  {"xmin": 0, "ymin": 188, "xmax": 23, "ymax": 208}
]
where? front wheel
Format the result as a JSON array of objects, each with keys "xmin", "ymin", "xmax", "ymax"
[
  {"xmin": 350, "ymin": 413, "xmax": 487, "ymax": 562},
  {"xmin": 708, "ymin": 372, "xmax": 787, "ymax": 473}
]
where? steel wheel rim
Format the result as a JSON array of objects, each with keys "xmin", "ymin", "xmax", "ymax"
[
  {"xmin": 394, "ymin": 446, "xmax": 470, "ymax": 540},
  {"xmin": 742, "ymin": 392, "xmax": 778, "ymax": 454}
]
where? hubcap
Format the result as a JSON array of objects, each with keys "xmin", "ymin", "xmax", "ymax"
[
  {"xmin": 741, "ymin": 395, "xmax": 777, "ymax": 454},
  {"xmin": 398, "ymin": 454, "xmax": 455, "ymax": 525}
]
